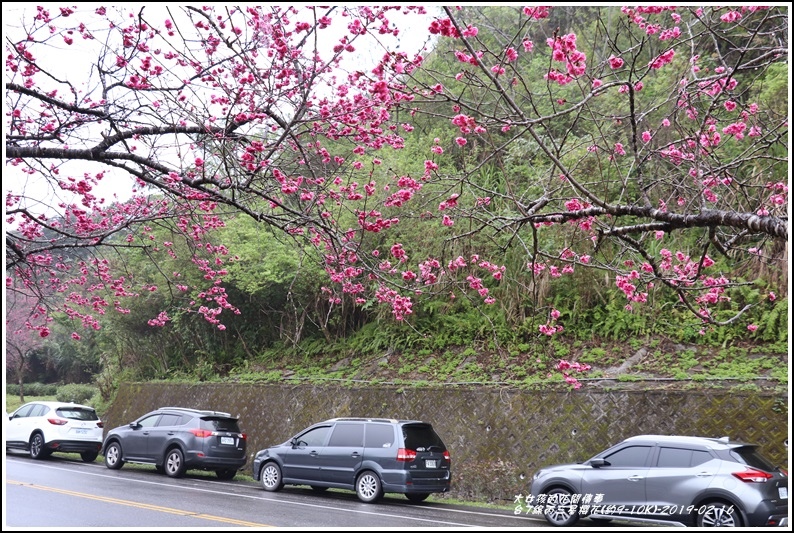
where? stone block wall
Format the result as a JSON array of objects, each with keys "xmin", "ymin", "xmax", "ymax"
[{"xmin": 103, "ymin": 382, "xmax": 789, "ymax": 503}]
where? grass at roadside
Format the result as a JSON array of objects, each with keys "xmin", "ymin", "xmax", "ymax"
[{"xmin": 5, "ymin": 394, "xmax": 57, "ymax": 414}]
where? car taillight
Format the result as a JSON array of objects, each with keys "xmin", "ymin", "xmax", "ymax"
[
  {"xmin": 443, "ymin": 450, "xmax": 450, "ymax": 461},
  {"xmin": 47, "ymin": 418, "xmax": 68, "ymax": 426},
  {"xmin": 240, "ymin": 433, "xmax": 247, "ymax": 440},
  {"xmin": 397, "ymin": 448, "xmax": 417, "ymax": 461},
  {"xmin": 190, "ymin": 429, "xmax": 214, "ymax": 438},
  {"xmin": 732, "ymin": 468, "xmax": 773, "ymax": 482},
  {"xmin": 97, "ymin": 422, "xmax": 104, "ymax": 428}
]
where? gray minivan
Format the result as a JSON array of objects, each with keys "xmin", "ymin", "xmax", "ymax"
[{"xmin": 252, "ymin": 417, "xmax": 451, "ymax": 503}]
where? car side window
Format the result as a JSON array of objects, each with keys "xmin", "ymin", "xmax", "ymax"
[
  {"xmin": 296, "ymin": 426, "xmax": 331, "ymax": 447},
  {"xmin": 13, "ymin": 404, "xmax": 34, "ymax": 418},
  {"xmin": 656, "ymin": 447, "xmax": 714, "ymax": 467},
  {"xmin": 328, "ymin": 423, "xmax": 365, "ymax": 447},
  {"xmin": 604, "ymin": 445, "xmax": 651, "ymax": 467},
  {"xmin": 690, "ymin": 450, "xmax": 713, "ymax": 467},
  {"xmin": 30, "ymin": 404, "xmax": 49, "ymax": 417},
  {"xmin": 657, "ymin": 447, "xmax": 693, "ymax": 467},
  {"xmin": 365, "ymin": 423, "xmax": 395, "ymax": 448},
  {"xmin": 138, "ymin": 415, "xmax": 160, "ymax": 428},
  {"xmin": 157, "ymin": 414, "xmax": 182, "ymax": 427}
]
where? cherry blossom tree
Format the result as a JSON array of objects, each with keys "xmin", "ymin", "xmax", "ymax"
[
  {"xmin": 5, "ymin": 290, "xmax": 48, "ymax": 400},
  {"xmin": 5, "ymin": 4, "xmax": 788, "ymax": 367}
]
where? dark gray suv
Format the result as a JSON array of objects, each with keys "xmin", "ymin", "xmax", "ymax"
[
  {"xmin": 252, "ymin": 417, "xmax": 451, "ymax": 503},
  {"xmin": 529, "ymin": 434, "xmax": 788, "ymax": 527},
  {"xmin": 101, "ymin": 406, "xmax": 247, "ymax": 479}
]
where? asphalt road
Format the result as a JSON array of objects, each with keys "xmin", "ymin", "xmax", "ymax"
[
  {"xmin": 4, "ymin": 450, "xmax": 548, "ymax": 528},
  {"xmin": 4, "ymin": 450, "xmax": 667, "ymax": 529}
]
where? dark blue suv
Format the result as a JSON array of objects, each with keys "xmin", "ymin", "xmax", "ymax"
[{"xmin": 252, "ymin": 417, "xmax": 451, "ymax": 503}]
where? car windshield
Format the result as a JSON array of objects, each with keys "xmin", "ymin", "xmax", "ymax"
[
  {"xmin": 402, "ymin": 424, "xmax": 445, "ymax": 451},
  {"xmin": 201, "ymin": 417, "xmax": 241, "ymax": 432},
  {"xmin": 56, "ymin": 407, "xmax": 99, "ymax": 421},
  {"xmin": 729, "ymin": 446, "xmax": 777, "ymax": 472}
]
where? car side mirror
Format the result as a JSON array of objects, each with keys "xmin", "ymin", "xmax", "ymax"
[
  {"xmin": 129, "ymin": 422, "xmax": 139, "ymax": 429},
  {"xmin": 589, "ymin": 458, "xmax": 608, "ymax": 468},
  {"xmin": 290, "ymin": 437, "xmax": 298, "ymax": 447}
]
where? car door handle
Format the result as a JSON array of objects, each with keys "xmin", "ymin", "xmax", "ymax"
[
  {"xmin": 628, "ymin": 475, "xmax": 644, "ymax": 481},
  {"xmin": 696, "ymin": 472, "xmax": 713, "ymax": 477},
  {"xmin": 309, "ymin": 451, "xmax": 319, "ymax": 457},
  {"xmin": 351, "ymin": 452, "xmax": 360, "ymax": 458}
]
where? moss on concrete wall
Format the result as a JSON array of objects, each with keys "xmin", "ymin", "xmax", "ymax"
[{"xmin": 104, "ymin": 382, "xmax": 789, "ymax": 503}]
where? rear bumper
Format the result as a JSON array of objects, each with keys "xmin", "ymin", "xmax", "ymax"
[
  {"xmin": 381, "ymin": 469, "xmax": 451, "ymax": 494},
  {"xmin": 184, "ymin": 452, "xmax": 246, "ymax": 471},
  {"xmin": 745, "ymin": 499, "xmax": 788, "ymax": 527},
  {"xmin": 46, "ymin": 440, "xmax": 102, "ymax": 453}
]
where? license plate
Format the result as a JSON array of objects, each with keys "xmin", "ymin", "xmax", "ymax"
[
  {"xmin": 425, "ymin": 459, "xmax": 437, "ymax": 468},
  {"xmin": 74, "ymin": 428, "xmax": 89, "ymax": 435},
  {"xmin": 221, "ymin": 436, "xmax": 234, "ymax": 445},
  {"xmin": 780, "ymin": 487, "xmax": 788, "ymax": 499}
]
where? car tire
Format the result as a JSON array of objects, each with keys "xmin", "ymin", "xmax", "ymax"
[
  {"xmin": 215, "ymin": 469, "xmax": 237, "ymax": 480},
  {"xmin": 104, "ymin": 441, "xmax": 125, "ymax": 469},
  {"xmin": 356, "ymin": 471, "xmax": 383, "ymax": 503},
  {"xmin": 260, "ymin": 462, "xmax": 284, "ymax": 492},
  {"xmin": 542, "ymin": 487, "xmax": 579, "ymax": 527},
  {"xmin": 164, "ymin": 448, "xmax": 187, "ymax": 478},
  {"xmin": 406, "ymin": 493, "xmax": 430, "ymax": 503},
  {"xmin": 81, "ymin": 451, "xmax": 99, "ymax": 463},
  {"xmin": 697, "ymin": 502, "xmax": 742, "ymax": 527},
  {"xmin": 29, "ymin": 433, "xmax": 50, "ymax": 460}
]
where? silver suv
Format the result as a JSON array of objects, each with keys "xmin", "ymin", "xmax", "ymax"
[{"xmin": 529, "ymin": 434, "xmax": 788, "ymax": 527}]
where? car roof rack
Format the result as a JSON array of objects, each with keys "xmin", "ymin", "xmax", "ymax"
[
  {"xmin": 158, "ymin": 406, "xmax": 233, "ymax": 418},
  {"xmin": 326, "ymin": 417, "xmax": 425, "ymax": 424},
  {"xmin": 330, "ymin": 417, "xmax": 399, "ymax": 423}
]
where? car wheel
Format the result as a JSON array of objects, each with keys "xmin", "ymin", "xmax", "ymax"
[
  {"xmin": 29, "ymin": 433, "xmax": 50, "ymax": 460},
  {"xmin": 215, "ymin": 469, "xmax": 236, "ymax": 480},
  {"xmin": 81, "ymin": 451, "xmax": 99, "ymax": 463},
  {"xmin": 104, "ymin": 441, "xmax": 125, "ymax": 469},
  {"xmin": 406, "ymin": 493, "xmax": 430, "ymax": 503},
  {"xmin": 356, "ymin": 471, "xmax": 383, "ymax": 503},
  {"xmin": 697, "ymin": 502, "xmax": 742, "ymax": 527},
  {"xmin": 260, "ymin": 462, "xmax": 284, "ymax": 492},
  {"xmin": 310, "ymin": 486, "xmax": 328, "ymax": 492},
  {"xmin": 164, "ymin": 448, "xmax": 187, "ymax": 478},
  {"xmin": 543, "ymin": 487, "xmax": 579, "ymax": 527}
]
